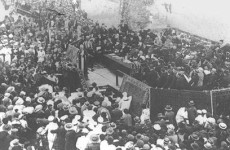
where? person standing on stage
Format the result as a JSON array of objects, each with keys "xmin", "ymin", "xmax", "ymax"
[{"xmin": 79, "ymin": 44, "xmax": 88, "ymax": 79}]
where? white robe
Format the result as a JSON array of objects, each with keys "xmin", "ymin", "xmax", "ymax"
[{"xmin": 42, "ymin": 122, "xmax": 59, "ymax": 150}]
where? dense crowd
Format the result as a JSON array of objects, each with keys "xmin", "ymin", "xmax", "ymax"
[{"xmin": 1, "ymin": 1, "xmax": 230, "ymax": 150}]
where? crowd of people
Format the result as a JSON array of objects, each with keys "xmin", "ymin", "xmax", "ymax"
[{"xmin": 1, "ymin": 1, "xmax": 230, "ymax": 150}]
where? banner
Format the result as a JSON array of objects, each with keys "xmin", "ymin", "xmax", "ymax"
[
  {"xmin": 120, "ymin": 74, "xmax": 151, "ymax": 116},
  {"xmin": 66, "ymin": 44, "xmax": 79, "ymax": 65}
]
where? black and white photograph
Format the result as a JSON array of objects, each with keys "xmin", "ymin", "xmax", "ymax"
[{"xmin": 0, "ymin": 0, "xmax": 230, "ymax": 150}]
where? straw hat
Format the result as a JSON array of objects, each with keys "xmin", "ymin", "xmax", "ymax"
[
  {"xmin": 48, "ymin": 116, "xmax": 55, "ymax": 122},
  {"xmin": 90, "ymin": 134, "xmax": 99, "ymax": 143},
  {"xmin": 64, "ymin": 123, "xmax": 74, "ymax": 131},
  {"xmin": 153, "ymin": 124, "xmax": 161, "ymax": 131},
  {"xmin": 69, "ymin": 107, "xmax": 78, "ymax": 115},
  {"xmin": 165, "ymin": 105, "xmax": 172, "ymax": 111},
  {"xmin": 37, "ymin": 97, "xmax": 45, "ymax": 104},
  {"xmin": 219, "ymin": 123, "xmax": 227, "ymax": 130}
]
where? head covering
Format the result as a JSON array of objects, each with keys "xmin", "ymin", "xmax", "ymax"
[
  {"xmin": 191, "ymin": 142, "xmax": 200, "ymax": 150},
  {"xmin": 34, "ymin": 105, "xmax": 43, "ymax": 112},
  {"xmin": 127, "ymin": 134, "xmax": 135, "ymax": 141},
  {"xmin": 106, "ymin": 127, "xmax": 114, "ymax": 135},
  {"xmin": 190, "ymin": 133, "xmax": 199, "ymax": 141},
  {"xmin": 165, "ymin": 105, "xmax": 172, "ymax": 111},
  {"xmin": 37, "ymin": 97, "xmax": 45, "ymax": 104},
  {"xmin": 48, "ymin": 116, "xmax": 55, "ymax": 122},
  {"xmin": 204, "ymin": 142, "xmax": 212, "ymax": 150},
  {"xmin": 25, "ymin": 97, "xmax": 31, "ymax": 103},
  {"xmin": 219, "ymin": 123, "xmax": 227, "ymax": 130},
  {"xmin": 69, "ymin": 107, "xmax": 78, "ymax": 115},
  {"xmin": 47, "ymin": 100, "xmax": 54, "ymax": 106},
  {"xmin": 4, "ymin": 93, "xmax": 11, "ymax": 98},
  {"xmin": 90, "ymin": 134, "xmax": 99, "ymax": 143},
  {"xmin": 202, "ymin": 109, "xmax": 207, "ymax": 114},
  {"xmin": 3, "ymin": 124, "xmax": 12, "ymax": 131},
  {"xmin": 136, "ymin": 140, "xmax": 144, "ymax": 148},
  {"xmin": 64, "ymin": 123, "xmax": 74, "ymax": 131},
  {"xmin": 109, "ymin": 122, "xmax": 117, "ymax": 129},
  {"xmin": 15, "ymin": 98, "xmax": 24, "ymax": 105},
  {"xmin": 60, "ymin": 115, "xmax": 68, "ymax": 121},
  {"xmin": 153, "ymin": 124, "xmax": 161, "ymax": 131},
  {"xmin": 188, "ymin": 100, "xmax": 195, "ymax": 106}
]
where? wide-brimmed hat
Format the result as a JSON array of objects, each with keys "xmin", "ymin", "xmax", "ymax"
[
  {"xmin": 165, "ymin": 105, "xmax": 172, "ymax": 111},
  {"xmin": 204, "ymin": 142, "xmax": 212, "ymax": 150},
  {"xmin": 34, "ymin": 105, "xmax": 43, "ymax": 112},
  {"xmin": 90, "ymin": 134, "xmax": 99, "ymax": 143},
  {"xmin": 109, "ymin": 122, "xmax": 117, "ymax": 129},
  {"xmin": 48, "ymin": 116, "xmax": 55, "ymax": 122},
  {"xmin": 190, "ymin": 133, "xmax": 199, "ymax": 141},
  {"xmin": 69, "ymin": 107, "xmax": 78, "ymax": 115},
  {"xmin": 153, "ymin": 124, "xmax": 161, "ymax": 131},
  {"xmin": 3, "ymin": 124, "xmax": 12, "ymax": 131},
  {"xmin": 64, "ymin": 123, "xmax": 74, "ymax": 131},
  {"xmin": 188, "ymin": 100, "xmax": 195, "ymax": 106},
  {"xmin": 37, "ymin": 97, "xmax": 45, "ymax": 104},
  {"xmin": 219, "ymin": 123, "xmax": 227, "ymax": 130},
  {"xmin": 106, "ymin": 127, "xmax": 114, "ymax": 135},
  {"xmin": 60, "ymin": 115, "xmax": 68, "ymax": 121},
  {"xmin": 10, "ymin": 139, "xmax": 20, "ymax": 147}
]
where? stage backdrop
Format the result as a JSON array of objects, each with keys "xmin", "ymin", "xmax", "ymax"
[
  {"xmin": 150, "ymin": 88, "xmax": 212, "ymax": 121},
  {"xmin": 120, "ymin": 74, "xmax": 151, "ymax": 116}
]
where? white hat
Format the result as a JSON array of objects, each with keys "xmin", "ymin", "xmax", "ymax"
[
  {"xmin": 4, "ymin": 93, "xmax": 11, "ymax": 98},
  {"xmin": 37, "ymin": 97, "xmax": 45, "ymax": 104},
  {"xmin": 0, "ymin": 24, "xmax": 6, "ymax": 28},
  {"xmin": 219, "ymin": 123, "xmax": 227, "ymax": 130},
  {"xmin": 19, "ymin": 91, "xmax": 26, "ymax": 96},
  {"xmin": 6, "ymin": 86, "xmax": 15, "ymax": 93},
  {"xmin": 22, "ymin": 107, "xmax": 34, "ymax": 114},
  {"xmin": 207, "ymin": 117, "xmax": 216, "ymax": 124},
  {"xmin": 34, "ymin": 105, "xmax": 43, "ymax": 112},
  {"xmin": 37, "ymin": 127, "xmax": 45, "ymax": 135},
  {"xmin": 48, "ymin": 116, "xmax": 55, "ymax": 122},
  {"xmin": 15, "ymin": 98, "xmax": 24, "ymax": 105},
  {"xmin": 202, "ymin": 109, "xmax": 207, "ymax": 114},
  {"xmin": 64, "ymin": 123, "xmax": 74, "ymax": 131},
  {"xmin": 60, "ymin": 115, "xmax": 68, "ymax": 121},
  {"xmin": 47, "ymin": 100, "xmax": 54, "ymax": 106},
  {"xmin": 197, "ymin": 110, "xmax": 202, "ymax": 114},
  {"xmin": 25, "ymin": 97, "xmax": 31, "ymax": 102},
  {"xmin": 153, "ymin": 124, "xmax": 161, "ymax": 131},
  {"xmin": 8, "ymin": 34, "xmax": 13, "ymax": 38}
]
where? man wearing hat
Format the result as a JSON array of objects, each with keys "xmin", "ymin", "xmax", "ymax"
[
  {"xmin": 164, "ymin": 105, "xmax": 175, "ymax": 125},
  {"xmin": 85, "ymin": 134, "xmax": 100, "ymax": 150},
  {"xmin": 187, "ymin": 100, "xmax": 197, "ymax": 125},
  {"xmin": 64, "ymin": 123, "xmax": 79, "ymax": 150},
  {"xmin": 0, "ymin": 124, "xmax": 12, "ymax": 150}
]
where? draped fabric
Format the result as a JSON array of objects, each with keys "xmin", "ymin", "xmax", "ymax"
[{"xmin": 120, "ymin": 75, "xmax": 151, "ymax": 116}]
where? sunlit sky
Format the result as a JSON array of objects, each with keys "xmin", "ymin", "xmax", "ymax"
[{"xmin": 155, "ymin": 0, "xmax": 230, "ymax": 42}]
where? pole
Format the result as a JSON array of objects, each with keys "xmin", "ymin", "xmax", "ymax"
[
  {"xmin": 210, "ymin": 90, "xmax": 214, "ymax": 116},
  {"xmin": 116, "ymin": 70, "xmax": 119, "ymax": 86}
]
